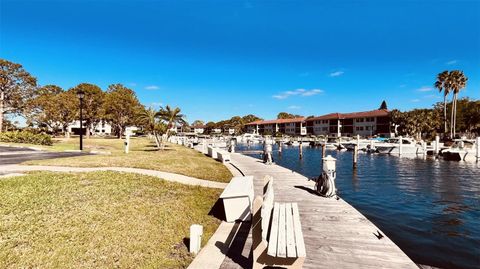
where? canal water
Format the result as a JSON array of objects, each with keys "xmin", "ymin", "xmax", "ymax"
[{"xmin": 236, "ymin": 143, "xmax": 479, "ymax": 269}]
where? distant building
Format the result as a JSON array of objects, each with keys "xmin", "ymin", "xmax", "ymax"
[
  {"xmin": 245, "ymin": 118, "xmax": 306, "ymax": 136},
  {"xmin": 193, "ymin": 125, "xmax": 206, "ymax": 134},
  {"xmin": 305, "ymin": 109, "xmax": 390, "ymax": 137},
  {"xmin": 68, "ymin": 120, "xmax": 112, "ymax": 136},
  {"xmin": 245, "ymin": 109, "xmax": 391, "ymax": 137}
]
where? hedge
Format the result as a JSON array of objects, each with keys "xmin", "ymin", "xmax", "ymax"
[{"xmin": 0, "ymin": 131, "xmax": 53, "ymax": 146}]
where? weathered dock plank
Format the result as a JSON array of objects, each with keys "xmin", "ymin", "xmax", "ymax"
[{"xmin": 221, "ymin": 153, "xmax": 418, "ymax": 269}]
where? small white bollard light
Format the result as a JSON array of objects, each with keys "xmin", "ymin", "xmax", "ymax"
[
  {"xmin": 124, "ymin": 134, "xmax": 130, "ymax": 154},
  {"xmin": 189, "ymin": 224, "xmax": 203, "ymax": 255},
  {"xmin": 317, "ymin": 155, "xmax": 337, "ymax": 197},
  {"xmin": 323, "ymin": 155, "xmax": 337, "ymax": 173}
]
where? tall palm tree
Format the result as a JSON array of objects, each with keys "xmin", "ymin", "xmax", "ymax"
[
  {"xmin": 137, "ymin": 107, "xmax": 161, "ymax": 148},
  {"xmin": 448, "ymin": 70, "xmax": 468, "ymax": 137},
  {"xmin": 434, "ymin": 71, "xmax": 450, "ymax": 136},
  {"xmin": 156, "ymin": 105, "xmax": 186, "ymax": 137}
]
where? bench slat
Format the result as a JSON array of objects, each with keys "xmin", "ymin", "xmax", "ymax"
[
  {"xmin": 285, "ymin": 203, "xmax": 297, "ymax": 258},
  {"xmin": 267, "ymin": 202, "xmax": 280, "ymax": 257},
  {"xmin": 292, "ymin": 203, "xmax": 306, "ymax": 257},
  {"xmin": 277, "ymin": 203, "xmax": 287, "ymax": 258}
]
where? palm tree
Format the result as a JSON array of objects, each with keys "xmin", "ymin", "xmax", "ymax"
[
  {"xmin": 448, "ymin": 70, "xmax": 468, "ymax": 137},
  {"xmin": 137, "ymin": 107, "xmax": 161, "ymax": 148},
  {"xmin": 156, "ymin": 105, "xmax": 186, "ymax": 137},
  {"xmin": 434, "ymin": 71, "xmax": 450, "ymax": 136}
]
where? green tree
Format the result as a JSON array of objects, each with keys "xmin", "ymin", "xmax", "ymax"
[
  {"xmin": 137, "ymin": 106, "xmax": 167, "ymax": 148},
  {"xmin": 379, "ymin": 100, "xmax": 388, "ymax": 110},
  {"xmin": 0, "ymin": 59, "xmax": 37, "ymax": 132},
  {"xmin": 434, "ymin": 70, "xmax": 450, "ymax": 136},
  {"xmin": 448, "ymin": 70, "xmax": 468, "ymax": 137},
  {"xmin": 104, "ymin": 84, "xmax": 142, "ymax": 138},
  {"xmin": 70, "ymin": 83, "xmax": 105, "ymax": 139},
  {"xmin": 25, "ymin": 85, "xmax": 65, "ymax": 133},
  {"xmin": 277, "ymin": 112, "xmax": 302, "ymax": 119},
  {"xmin": 192, "ymin": 120, "xmax": 204, "ymax": 126},
  {"xmin": 156, "ymin": 105, "xmax": 186, "ymax": 137}
]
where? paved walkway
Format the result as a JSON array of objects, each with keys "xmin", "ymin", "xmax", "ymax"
[
  {"xmin": 0, "ymin": 165, "xmax": 228, "ymax": 189},
  {"xmin": 219, "ymin": 152, "xmax": 418, "ymax": 269}
]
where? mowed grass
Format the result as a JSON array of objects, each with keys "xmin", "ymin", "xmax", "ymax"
[
  {"xmin": 23, "ymin": 137, "xmax": 232, "ymax": 182},
  {"xmin": 0, "ymin": 171, "xmax": 222, "ymax": 269}
]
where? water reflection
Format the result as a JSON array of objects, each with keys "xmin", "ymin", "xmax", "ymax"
[{"xmin": 236, "ymin": 143, "xmax": 480, "ymax": 269}]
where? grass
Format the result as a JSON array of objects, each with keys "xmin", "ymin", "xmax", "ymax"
[
  {"xmin": 0, "ymin": 171, "xmax": 222, "ymax": 269},
  {"xmin": 21, "ymin": 137, "xmax": 232, "ymax": 183}
]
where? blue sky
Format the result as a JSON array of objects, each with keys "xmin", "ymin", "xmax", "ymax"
[{"xmin": 1, "ymin": 0, "xmax": 479, "ymax": 123}]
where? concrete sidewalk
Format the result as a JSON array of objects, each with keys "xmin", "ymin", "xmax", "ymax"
[{"xmin": 0, "ymin": 165, "xmax": 228, "ymax": 189}]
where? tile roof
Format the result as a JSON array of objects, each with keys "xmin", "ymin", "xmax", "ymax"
[
  {"xmin": 306, "ymin": 109, "xmax": 389, "ymax": 121},
  {"xmin": 245, "ymin": 117, "xmax": 306, "ymax": 125}
]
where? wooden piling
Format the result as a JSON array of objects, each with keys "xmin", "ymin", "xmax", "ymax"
[
  {"xmin": 476, "ymin": 137, "xmax": 479, "ymax": 162},
  {"xmin": 353, "ymin": 145, "xmax": 358, "ymax": 168},
  {"xmin": 321, "ymin": 144, "xmax": 326, "ymax": 158},
  {"xmin": 299, "ymin": 142, "xmax": 303, "ymax": 159},
  {"xmin": 398, "ymin": 136, "xmax": 403, "ymax": 156}
]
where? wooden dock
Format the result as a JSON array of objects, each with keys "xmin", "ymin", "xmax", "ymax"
[{"xmin": 221, "ymin": 153, "xmax": 418, "ymax": 269}]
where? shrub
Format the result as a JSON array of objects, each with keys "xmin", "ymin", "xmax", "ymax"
[{"xmin": 0, "ymin": 131, "xmax": 53, "ymax": 146}]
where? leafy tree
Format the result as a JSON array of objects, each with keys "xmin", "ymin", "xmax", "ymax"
[
  {"xmin": 70, "ymin": 83, "xmax": 105, "ymax": 139},
  {"xmin": 242, "ymin": 114, "xmax": 262, "ymax": 124},
  {"xmin": 27, "ymin": 86, "xmax": 76, "ymax": 137},
  {"xmin": 104, "ymin": 84, "xmax": 142, "ymax": 138},
  {"xmin": 0, "ymin": 59, "xmax": 37, "ymax": 132},
  {"xmin": 205, "ymin": 121, "xmax": 216, "ymax": 134},
  {"xmin": 192, "ymin": 120, "xmax": 205, "ymax": 126},
  {"xmin": 56, "ymin": 91, "xmax": 77, "ymax": 137},
  {"xmin": 277, "ymin": 112, "xmax": 302, "ymax": 119},
  {"xmin": 379, "ymin": 100, "xmax": 388, "ymax": 110}
]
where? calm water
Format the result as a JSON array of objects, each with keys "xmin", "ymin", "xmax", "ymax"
[{"xmin": 236, "ymin": 143, "xmax": 480, "ymax": 269}]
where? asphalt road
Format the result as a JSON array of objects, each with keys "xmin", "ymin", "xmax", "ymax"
[{"xmin": 0, "ymin": 146, "xmax": 88, "ymax": 166}]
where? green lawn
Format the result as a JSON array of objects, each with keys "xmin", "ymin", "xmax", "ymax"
[
  {"xmin": 21, "ymin": 137, "xmax": 232, "ymax": 183},
  {"xmin": 0, "ymin": 171, "xmax": 222, "ymax": 269}
]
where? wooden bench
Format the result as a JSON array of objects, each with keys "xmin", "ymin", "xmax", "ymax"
[
  {"xmin": 252, "ymin": 176, "xmax": 306, "ymax": 269},
  {"xmin": 216, "ymin": 150, "xmax": 231, "ymax": 163}
]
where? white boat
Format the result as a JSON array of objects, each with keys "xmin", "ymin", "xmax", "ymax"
[
  {"xmin": 442, "ymin": 139, "xmax": 478, "ymax": 162},
  {"xmin": 375, "ymin": 138, "xmax": 425, "ymax": 154},
  {"xmin": 237, "ymin": 133, "xmax": 263, "ymax": 144},
  {"xmin": 344, "ymin": 139, "xmax": 377, "ymax": 151}
]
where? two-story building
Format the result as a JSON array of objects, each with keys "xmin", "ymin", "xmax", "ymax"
[
  {"xmin": 245, "ymin": 118, "xmax": 306, "ymax": 136},
  {"xmin": 305, "ymin": 109, "xmax": 390, "ymax": 137},
  {"xmin": 244, "ymin": 109, "xmax": 390, "ymax": 137}
]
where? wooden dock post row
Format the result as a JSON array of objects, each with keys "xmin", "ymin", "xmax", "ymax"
[{"xmin": 220, "ymin": 153, "xmax": 419, "ymax": 269}]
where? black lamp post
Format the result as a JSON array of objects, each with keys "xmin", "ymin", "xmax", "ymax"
[{"xmin": 76, "ymin": 90, "xmax": 85, "ymax": 151}]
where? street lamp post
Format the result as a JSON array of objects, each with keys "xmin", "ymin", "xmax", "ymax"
[{"xmin": 77, "ymin": 90, "xmax": 85, "ymax": 151}]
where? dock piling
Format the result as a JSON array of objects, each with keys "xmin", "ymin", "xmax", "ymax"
[
  {"xmin": 435, "ymin": 135, "xmax": 440, "ymax": 156},
  {"xmin": 322, "ymin": 144, "xmax": 326, "ymax": 158},
  {"xmin": 399, "ymin": 136, "xmax": 403, "ymax": 156},
  {"xmin": 299, "ymin": 142, "xmax": 303, "ymax": 159},
  {"xmin": 476, "ymin": 137, "xmax": 479, "ymax": 162},
  {"xmin": 353, "ymin": 145, "xmax": 358, "ymax": 168}
]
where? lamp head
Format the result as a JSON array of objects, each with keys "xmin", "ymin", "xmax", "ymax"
[{"xmin": 76, "ymin": 90, "xmax": 85, "ymax": 99}]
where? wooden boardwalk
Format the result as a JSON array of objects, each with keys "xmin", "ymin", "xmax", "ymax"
[{"xmin": 221, "ymin": 153, "xmax": 418, "ymax": 269}]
